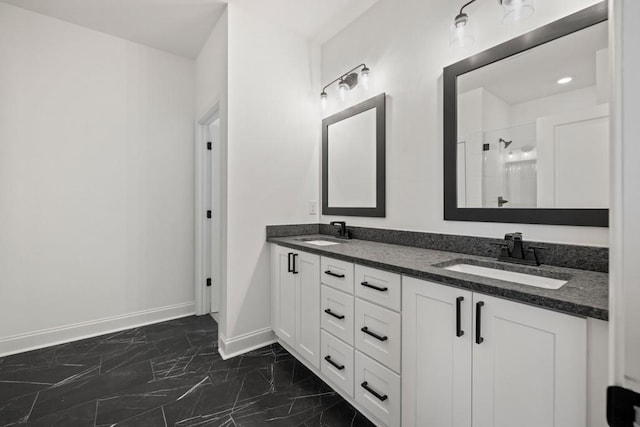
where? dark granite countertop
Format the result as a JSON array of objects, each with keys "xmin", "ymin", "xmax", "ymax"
[{"xmin": 267, "ymin": 234, "xmax": 609, "ymax": 321}]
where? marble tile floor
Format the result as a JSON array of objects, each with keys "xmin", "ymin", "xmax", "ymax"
[{"xmin": 0, "ymin": 315, "xmax": 374, "ymax": 427}]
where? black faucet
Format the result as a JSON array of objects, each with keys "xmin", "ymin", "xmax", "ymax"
[
  {"xmin": 493, "ymin": 232, "xmax": 546, "ymax": 266},
  {"xmin": 330, "ymin": 221, "xmax": 351, "ymax": 239}
]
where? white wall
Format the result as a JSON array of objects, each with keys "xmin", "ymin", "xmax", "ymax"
[
  {"xmin": 195, "ymin": 10, "xmax": 229, "ymax": 333},
  {"xmin": 511, "ymin": 86, "xmax": 599, "ymax": 126},
  {"xmin": 220, "ymin": 3, "xmax": 320, "ymax": 350},
  {"xmin": 320, "ymin": 0, "xmax": 607, "ymax": 246},
  {"xmin": 0, "ymin": 3, "xmax": 196, "ymax": 354}
]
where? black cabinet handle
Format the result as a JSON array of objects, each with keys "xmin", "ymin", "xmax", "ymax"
[
  {"xmin": 324, "ymin": 309, "xmax": 345, "ymax": 320},
  {"xmin": 456, "ymin": 296, "xmax": 464, "ymax": 337},
  {"xmin": 324, "ymin": 355, "xmax": 344, "ymax": 370},
  {"xmin": 361, "ymin": 381, "xmax": 388, "ymax": 402},
  {"xmin": 361, "ymin": 281, "xmax": 388, "ymax": 292},
  {"xmin": 324, "ymin": 270, "xmax": 345, "ymax": 278},
  {"xmin": 287, "ymin": 253, "xmax": 293, "ymax": 273},
  {"xmin": 292, "ymin": 254, "xmax": 299, "ymax": 274},
  {"xmin": 361, "ymin": 326, "xmax": 388, "ymax": 342},
  {"xmin": 476, "ymin": 301, "xmax": 484, "ymax": 344}
]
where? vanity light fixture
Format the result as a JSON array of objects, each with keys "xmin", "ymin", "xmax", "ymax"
[
  {"xmin": 557, "ymin": 76, "xmax": 573, "ymax": 84},
  {"xmin": 320, "ymin": 64, "xmax": 370, "ymax": 109},
  {"xmin": 450, "ymin": 0, "xmax": 535, "ymax": 48}
]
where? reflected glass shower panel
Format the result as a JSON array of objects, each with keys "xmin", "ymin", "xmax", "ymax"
[{"xmin": 482, "ymin": 123, "xmax": 537, "ymax": 208}]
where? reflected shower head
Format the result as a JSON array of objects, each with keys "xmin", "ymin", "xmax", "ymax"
[{"xmin": 499, "ymin": 138, "xmax": 513, "ymax": 148}]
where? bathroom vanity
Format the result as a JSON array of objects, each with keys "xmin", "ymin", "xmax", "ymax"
[{"xmin": 267, "ymin": 231, "xmax": 608, "ymax": 427}]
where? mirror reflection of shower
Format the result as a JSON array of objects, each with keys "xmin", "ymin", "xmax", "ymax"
[{"xmin": 482, "ymin": 123, "xmax": 538, "ymax": 208}]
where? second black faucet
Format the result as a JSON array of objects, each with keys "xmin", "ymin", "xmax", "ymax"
[{"xmin": 330, "ymin": 221, "xmax": 352, "ymax": 239}]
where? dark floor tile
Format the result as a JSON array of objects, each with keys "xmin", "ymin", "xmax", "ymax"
[
  {"xmin": 99, "ymin": 343, "xmax": 159, "ymax": 374},
  {"xmin": 0, "ymin": 382, "xmax": 49, "ymax": 405},
  {"xmin": 29, "ymin": 360, "xmax": 152, "ymax": 421},
  {"xmin": 94, "ymin": 375, "xmax": 199, "ymax": 425},
  {"xmin": 112, "ymin": 407, "xmax": 167, "ymax": 427},
  {"xmin": 152, "ymin": 346, "xmax": 220, "ymax": 381},
  {"xmin": 26, "ymin": 400, "xmax": 97, "ymax": 427},
  {"xmin": 161, "ymin": 368, "xmax": 275, "ymax": 427},
  {"xmin": 143, "ymin": 317, "xmax": 210, "ymax": 343},
  {"xmin": 185, "ymin": 331, "xmax": 217, "ymax": 348},
  {"xmin": 297, "ymin": 400, "xmax": 376, "ymax": 427},
  {"xmin": 0, "ymin": 393, "xmax": 38, "ymax": 426},
  {"xmin": 257, "ymin": 357, "xmax": 314, "ymax": 391},
  {"xmin": 230, "ymin": 376, "xmax": 340, "ymax": 426},
  {"xmin": 0, "ymin": 349, "xmax": 56, "ymax": 374}
]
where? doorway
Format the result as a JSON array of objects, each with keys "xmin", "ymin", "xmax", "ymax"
[{"xmin": 196, "ymin": 106, "xmax": 221, "ymax": 318}]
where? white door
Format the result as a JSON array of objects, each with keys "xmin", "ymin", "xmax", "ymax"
[
  {"xmin": 472, "ymin": 294, "xmax": 587, "ymax": 427},
  {"xmin": 610, "ymin": 0, "xmax": 640, "ymax": 422},
  {"xmin": 402, "ymin": 277, "xmax": 472, "ymax": 427},
  {"xmin": 274, "ymin": 246, "xmax": 296, "ymax": 349},
  {"xmin": 295, "ymin": 251, "xmax": 320, "ymax": 369},
  {"xmin": 208, "ymin": 119, "xmax": 221, "ymax": 313},
  {"xmin": 537, "ymin": 104, "xmax": 609, "ymax": 208}
]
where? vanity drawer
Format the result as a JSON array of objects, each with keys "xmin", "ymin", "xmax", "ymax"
[
  {"xmin": 321, "ymin": 257, "xmax": 354, "ymax": 294},
  {"xmin": 355, "ymin": 265, "xmax": 401, "ymax": 312},
  {"xmin": 321, "ymin": 285, "xmax": 354, "ymax": 345},
  {"xmin": 355, "ymin": 350, "xmax": 401, "ymax": 427},
  {"xmin": 355, "ymin": 299, "xmax": 401, "ymax": 373},
  {"xmin": 321, "ymin": 330, "xmax": 354, "ymax": 397}
]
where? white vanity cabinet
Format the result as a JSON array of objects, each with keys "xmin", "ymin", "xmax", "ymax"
[
  {"xmin": 272, "ymin": 245, "xmax": 321, "ymax": 369},
  {"xmin": 402, "ymin": 276, "xmax": 587, "ymax": 427}
]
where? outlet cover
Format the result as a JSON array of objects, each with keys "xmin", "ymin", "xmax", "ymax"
[{"xmin": 309, "ymin": 200, "xmax": 318, "ymax": 215}]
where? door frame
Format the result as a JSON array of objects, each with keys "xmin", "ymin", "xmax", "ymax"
[{"xmin": 195, "ymin": 104, "xmax": 220, "ymax": 316}]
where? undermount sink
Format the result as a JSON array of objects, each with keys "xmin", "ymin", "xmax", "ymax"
[
  {"xmin": 296, "ymin": 237, "xmax": 345, "ymax": 246},
  {"xmin": 443, "ymin": 263, "xmax": 568, "ymax": 290},
  {"xmin": 303, "ymin": 240, "xmax": 341, "ymax": 246}
]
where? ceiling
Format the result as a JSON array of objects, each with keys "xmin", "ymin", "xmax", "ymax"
[
  {"xmin": 0, "ymin": 0, "xmax": 378, "ymax": 59},
  {"xmin": 458, "ymin": 21, "xmax": 608, "ymax": 105}
]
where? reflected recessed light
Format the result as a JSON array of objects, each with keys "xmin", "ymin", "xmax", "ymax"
[{"xmin": 557, "ymin": 76, "xmax": 573, "ymax": 85}]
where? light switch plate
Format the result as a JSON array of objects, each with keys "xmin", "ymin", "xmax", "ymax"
[{"xmin": 309, "ymin": 200, "xmax": 318, "ymax": 215}]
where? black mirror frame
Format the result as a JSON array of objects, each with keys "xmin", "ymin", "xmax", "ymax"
[
  {"xmin": 322, "ymin": 93, "xmax": 386, "ymax": 217},
  {"xmin": 443, "ymin": 2, "xmax": 609, "ymax": 227}
]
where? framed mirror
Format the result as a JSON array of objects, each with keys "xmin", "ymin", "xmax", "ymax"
[
  {"xmin": 322, "ymin": 93, "xmax": 386, "ymax": 217},
  {"xmin": 443, "ymin": 2, "xmax": 609, "ymax": 227}
]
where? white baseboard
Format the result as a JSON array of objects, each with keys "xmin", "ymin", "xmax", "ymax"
[
  {"xmin": 218, "ymin": 327, "xmax": 276, "ymax": 360},
  {"xmin": 0, "ymin": 302, "xmax": 195, "ymax": 357}
]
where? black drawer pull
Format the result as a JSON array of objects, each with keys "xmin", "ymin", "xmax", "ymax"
[
  {"xmin": 361, "ymin": 381, "xmax": 388, "ymax": 402},
  {"xmin": 292, "ymin": 254, "xmax": 299, "ymax": 274},
  {"xmin": 287, "ymin": 253, "xmax": 293, "ymax": 273},
  {"xmin": 361, "ymin": 281, "xmax": 388, "ymax": 292},
  {"xmin": 324, "ymin": 355, "xmax": 344, "ymax": 370},
  {"xmin": 456, "ymin": 296, "xmax": 464, "ymax": 337},
  {"xmin": 476, "ymin": 301, "xmax": 484, "ymax": 344},
  {"xmin": 324, "ymin": 270, "xmax": 345, "ymax": 278},
  {"xmin": 361, "ymin": 326, "xmax": 388, "ymax": 342},
  {"xmin": 324, "ymin": 309, "xmax": 345, "ymax": 320}
]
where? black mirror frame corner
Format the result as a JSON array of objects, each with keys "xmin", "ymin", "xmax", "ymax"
[
  {"xmin": 322, "ymin": 92, "xmax": 386, "ymax": 217},
  {"xmin": 443, "ymin": 1, "xmax": 609, "ymax": 227}
]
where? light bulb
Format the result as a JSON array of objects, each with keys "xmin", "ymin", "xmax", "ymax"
[
  {"xmin": 360, "ymin": 67, "xmax": 370, "ymax": 90},
  {"xmin": 501, "ymin": 0, "xmax": 534, "ymax": 23},
  {"xmin": 320, "ymin": 91, "xmax": 327, "ymax": 110},
  {"xmin": 450, "ymin": 13, "xmax": 474, "ymax": 48},
  {"xmin": 338, "ymin": 80, "xmax": 349, "ymax": 101}
]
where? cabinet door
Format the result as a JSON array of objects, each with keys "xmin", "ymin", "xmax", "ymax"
[
  {"xmin": 472, "ymin": 294, "xmax": 587, "ymax": 427},
  {"xmin": 295, "ymin": 251, "xmax": 321, "ymax": 369},
  {"xmin": 274, "ymin": 246, "xmax": 296, "ymax": 349},
  {"xmin": 402, "ymin": 277, "xmax": 472, "ymax": 427}
]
